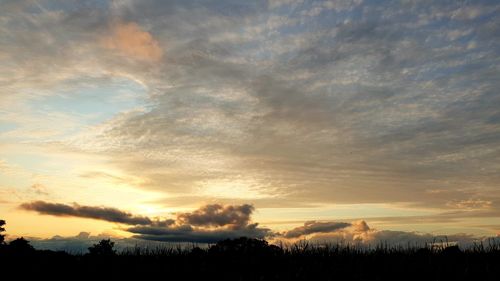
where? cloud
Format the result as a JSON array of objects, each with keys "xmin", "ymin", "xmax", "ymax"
[
  {"xmin": 23, "ymin": 217, "xmax": 500, "ymax": 250},
  {"xmin": 177, "ymin": 204, "xmax": 254, "ymax": 228},
  {"xmin": 128, "ymin": 203, "xmax": 271, "ymax": 243},
  {"xmin": 323, "ymin": 0, "xmax": 363, "ymax": 12},
  {"xmin": 30, "ymin": 183, "xmax": 49, "ymax": 196},
  {"xmin": 283, "ymin": 221, "xmax": 352, "ymax": 238},
  {"xmin": 268, "ymin": 0, "xmax": 304, "ymax": 9},
  {"xmin": 102, "ymin": 21, "xmax": 163, "ymax": 61},
  {"xmin": 27, "ymin": 232, "xmax": 112, "ymax": 253},
  {"xmin": 14, "ymin": 199, "xmax": 500, "ymax": 246},
  {"xmin": 128, "ymin": 223, "xmax": 270, "ymax": 243},
  {"xmin": 2, "ymin": 0, "xmax": 500, "ymax": 237},
  {"xmin": 446, "ymin": 199, "xmax": 493, "ymax": 210},
  {"xmin": 20, "ymin": 201, "xmax": 271, "ymax": 243},
  {"xmin": 451, "ymin": 6, "xmax": 485, "ymax": 21},
  {"xmin": 284, "ymin": 220, "xmax": 500, "ymax": 248},
  {"xmin": 20, "ymin": 201, "xmax": 164, "ymax": 226},
  {"xmin": 86, "ymin": 0, "xmax": 500, "ymax": 211},
  {"xmin": 24, "ymin": 231, "xmax": 167, "ymax": 253}
]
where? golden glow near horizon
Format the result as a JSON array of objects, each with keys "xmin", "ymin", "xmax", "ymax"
[{"xmin": 1, "ymin": 0, "xmax": 500, "ymax": 246}]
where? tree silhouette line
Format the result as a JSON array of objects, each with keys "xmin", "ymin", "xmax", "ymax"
[{"xmin": 1, "ymin": 219, "xmax": 499, "ymax": 280}]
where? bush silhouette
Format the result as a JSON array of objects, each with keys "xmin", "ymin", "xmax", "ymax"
[
  {"xmin": 8, "ymin": 237, "xmax": 35, "ymax": 254},
  {"xmin": 442, "ymin": 245, "xmax": 462, "ymax": 256},
  {"xmin": 88, "ymin": 239, "xmax": 116, "ymax": 256},
  {"xmin": 208, "ymin": 237, "xmax": 283, "ymax": 256}
]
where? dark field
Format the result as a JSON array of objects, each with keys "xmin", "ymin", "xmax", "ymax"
[{"xmin": 1, "ymin": 237, "xmax": 499, "ymax": 281}]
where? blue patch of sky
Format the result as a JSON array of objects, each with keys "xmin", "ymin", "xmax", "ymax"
[
  {"xmin": 0, "ymin": 122, "xmax": 17, "ymax": 134},
  {"xmin": 35, "ymin": 0, "xmax": 110, "ymax": 13},
  {"xmin": 31, "ymin": 77, "xmax": 147, "ymax": 126}
]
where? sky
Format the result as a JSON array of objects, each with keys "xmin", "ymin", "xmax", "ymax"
[{"xmin": 0, "ymin": 0, "xmax": 499, "ymax": 250}]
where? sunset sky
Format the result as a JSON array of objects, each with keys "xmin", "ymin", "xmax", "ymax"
[{"xmin": 1, "ymin": 0, "xmax": 499, "ymax": 249}]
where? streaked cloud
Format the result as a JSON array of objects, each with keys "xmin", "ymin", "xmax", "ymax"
[
  {"xmin": 20, "ymin": 201, "xmax": 270, "ymax": 243},
  {"xmin": 127, "ymin": 223, "xmax": 270, "ymax": 244},
  {"xmin": 283, "ymin": 221, "xmax": 351, "ymax": 238},
  {"xmin": 20, "ymin": 201, "xmax": 161, "ymax": 226}
]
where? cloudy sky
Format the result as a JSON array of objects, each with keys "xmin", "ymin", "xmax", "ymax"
[{"xmin": 0, "ymin": 0, "xmax": 499, "ymax": 248}]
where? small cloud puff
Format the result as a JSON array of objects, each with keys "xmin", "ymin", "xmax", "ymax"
[{"xmin": 102, "ymin": 21, "xmax": 163, "ymax": 62}]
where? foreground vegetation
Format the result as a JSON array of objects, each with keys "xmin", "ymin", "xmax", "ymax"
[
  {"xmin": 1, "ymin": 221, "xmax": 499, "ymax": 280},
  {"xmin": 1, "ymin": 238, "xmax": 499, "ymax": 280}
]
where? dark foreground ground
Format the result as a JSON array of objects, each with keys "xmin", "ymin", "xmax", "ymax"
[{"xmin": 1, "ymin": 237, "xmax": 499, "ymax": 280}]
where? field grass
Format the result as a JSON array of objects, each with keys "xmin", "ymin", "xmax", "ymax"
[{"xmin": 1, "ymin": 237, "xmax": 499, "ymax": 280}]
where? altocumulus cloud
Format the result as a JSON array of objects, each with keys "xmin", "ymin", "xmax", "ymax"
[
  {"xmin": 2, "ymin": 0, "xmax": 500, "ymax": 229},
  {"xmin": 102, "ymin": 21, "xmax": 163, "ymax": 62}
]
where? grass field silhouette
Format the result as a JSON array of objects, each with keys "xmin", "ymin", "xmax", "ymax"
[{"xmin": 1, "ymin": 229, "xmax": 499, "ymax": 280}]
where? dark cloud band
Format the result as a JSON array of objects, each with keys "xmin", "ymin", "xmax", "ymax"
[
  {"xmin": 177, "ymin": 204, "xmax": 254, "ymax": 228},
  {"xmin": 20, "ymin": 201, "xmax": 270, "ymax": 243},
  {"xmin": 128, "ymin": 223, "xmax": 270, "ymax": 244},
  {"xmin": 20, "ymin": 201, "xmax": 155, "ymax": 226},
  {"xmin": 283, "ymin": 221, "xmax": 352, "ymax": 238}
]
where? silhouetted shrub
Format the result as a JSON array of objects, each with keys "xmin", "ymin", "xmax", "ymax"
[
  {"xmin": 7, "ymin": 237, "xmax": 35, "ymax": 255},
  {"xmin": 189, "ymin": 246, "xmax": 206, "ymax": 257},
  {"xmin": 87, "ymin": 239, "xmax": 116, "ymax": 256},
  {"xmin": 442, "ymin": 245, "xmax": 462, "ymax": 256},
  {"xmin": 208, "ymin": 237, "xmax": 283, "ymax": 257}
]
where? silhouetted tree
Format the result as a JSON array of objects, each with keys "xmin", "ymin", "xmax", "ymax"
[
  {"xmin": 88, "ymin": 239, "xmax": 116, "ymax": 256},
  {"xmin": 8, "ymin": 237, "xmax": 35, "ymax": 254},
  {"xmin": 189, "ymin": 246, "xmax": 206, "ymax": 258},
  {"xmin": 208, "ymin": 237, "xmax": 283, "ymax": 256},
  {"xmin": 442, "ymin": 245, "xmax": 462, "ymax": 256},
  {"xmin": 0, "ymin": 220, "xmax": 5, "ymax": 245}
]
